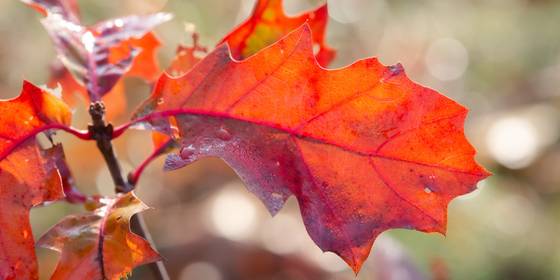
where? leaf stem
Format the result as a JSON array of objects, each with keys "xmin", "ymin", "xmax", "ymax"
[
  {"xmin": 88, "ymin": 101, "xmax": 170, "ymax": 280},
  {"xmin": 128, "ymin": 139, "xmax": 172, "ymax": 186}
]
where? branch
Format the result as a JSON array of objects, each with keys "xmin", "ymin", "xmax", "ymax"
[
  {"xmin": 88, "ymin": 101, "xmax": 170, "ymax": 280},
  {"xmin": 88, "ymin": 102, "xmax": 131, "ymax": 193}
]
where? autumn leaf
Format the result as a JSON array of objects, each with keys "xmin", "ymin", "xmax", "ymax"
[
  {"xmin": 0, "ymin": 81, "xmax": 74, "ymax": 160},
  {"xmin": 0, "ymin": 143, "xmax": 64, "ymax": 280},
  {"xmin": 167, "ymin": 31, "xmax": 207, "ymax": 77},
  {"xmin": 219, "ymin": 0, "xmax": 335, "ymax": 66},
  {"xmin": 37, "ymin": 192, "xmax": 160, "ymax": 280},
  {"xmin": 48, "ymin": 63, "xmax": 126, "ymax": 121},
  {"xmin": 21, "ymin": 0, "xmax": 79, "ymax": 22},
  {"xmin": 22, "ymin": 0, "xmax": 170, "ymax": 116},
  {"xmin": 109, "ymin": 32, "xmax": 164, "ymax": 82},
  {"xmin": 0, "ymin": 81, "xmax": 76, "ymax": 279},
  {"xmin": 39, "ymin": 12, "xmax": 171, "ymax": 101},
  {"xmin": 45, "ymin": 144, "xmax": 87, "ymax": 203},
  {"xmin": 133, "ymin": 24, "xmax": 490, "ymax": 272}
]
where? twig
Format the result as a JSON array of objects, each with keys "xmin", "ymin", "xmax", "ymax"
[{"xmin": 88, "ymin": 101, "xmax": 169, "ymax": 280}]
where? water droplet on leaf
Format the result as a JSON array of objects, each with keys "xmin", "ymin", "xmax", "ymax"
[
  {"xmin": 216, "ymin": 127, "xmax": 232, "ymax": 141},
  {"xmin": 180, "ymin": 145, "xmax": 196, "ymax": 159}
]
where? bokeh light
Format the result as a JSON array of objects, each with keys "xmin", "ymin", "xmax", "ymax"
[{"xmin": 208, "ymin": 183, "xmax": 259, "ymax": 241}]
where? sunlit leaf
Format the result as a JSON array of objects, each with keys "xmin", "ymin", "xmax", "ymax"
[
  {"xmin": 220, "ymin": 0, "xmax": 335, "ymax": 66},
  {"xmin": 134, "ymin": 25, "xmax": 489, "ymax": 272},
  {"xmin": 38, "ymin": 192, "xmax": 160, "ymax": 280},
  {"xmin": 0, "ymin": 81, "xmax": 73, "ymax": 279}
]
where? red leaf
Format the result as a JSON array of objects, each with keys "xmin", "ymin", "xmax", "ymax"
[
  {"xmin": 108, "ymin": 32, "xmax": 163, "ymax": 82},
  {"xmin": 219, "ymin": 0, "xmax": 335, "ymax": 66},
  {"xmin": 37, "ymin": 192, "xmax": 160, "ymax": 280},
  {"xmin": 133, "ymin": 25, "xmax": 490, "ymax": 272},
  {"xmin": 0, "ymin": 143, "xmax": 64, "ymax": 280},
  {"xmin": 48, "ymin": 64, "xmax": 126, "ymax": 121},
  {"xmin": 20, "ymin": 0, "xmax": 80, "ymax": 22},
  {"xmin": 0, "ymin": 81, "xmax": 75, "ymax": 279},
  {"xmin": 45, "ymin": 144, "xmax": 86, "ymax": 203},
  {"xmin": 39, "ymin": 11, "xmax": 170, "ymax": 100},
  {"xmin": 0, "ymin": 81, "xmax": 73, "ymax": 160},
  {"xmin": 167, "ymin": 32, "xmax": 207, "ymax": 77},
  {"xmin": 27, "ymin": 0, "xmax": 168, "ymax": 117}
]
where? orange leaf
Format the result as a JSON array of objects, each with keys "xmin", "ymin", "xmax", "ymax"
[
  {"xmin": 20, "ymin": 0, "xmax": 80, "ymax": 22},
  {"xmin": 0, "ymin": 81, "xmax": 73, "ymax": 279},
  {"xmin": 167, "ymin": 32, "xmax": 207, "ymax": 77},
  {"xmin": 0, "ymin": 143, "xmax": 64, "ymax": 280},
  {"xmin": 48, "ymin": 65, "xmax": 126, "ymax": 121},
  {"xmin": 37, "ymin": 192, "xmax": 160, "ymax": 280},
  {"xmin": 220, "ymin": 0, "xmax": 335, "ymax": 66},
  {"xmin": 0, "ymin": 81, "xmax": 72, "ymax": 159},
  {"xmin": 109, "ymin": 32, "xmax": 163, "ymax": 82},
  {"xmin": 134, "ymin": 25, "xmax": 490, "ymax": 272},
  {"xmin": 39, "ymin": 11, "xmax": 170, "ymax": 101}
]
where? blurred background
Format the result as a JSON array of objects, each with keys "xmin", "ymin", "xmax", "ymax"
[{"xmin": 1, "ymin": 0, "xmax": 560, "ymax": 279}]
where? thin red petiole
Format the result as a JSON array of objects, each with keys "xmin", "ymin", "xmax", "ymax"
[
  {"xmin": 112, "ymin": 121, "xmax": 133, "ymax": 139},
  {"xmin": 128, "ymin": 139, "xmax": 173, "ymax": 186},
  {"xmin": 58, "ymin": 125, "xmax": 92, "ymax": 140},
  {"xmin": 0, "ymin": 124, "xmax": 91, "ymax": 162}
]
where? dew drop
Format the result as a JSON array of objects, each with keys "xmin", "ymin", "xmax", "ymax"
[
  {"xmin": 271, "ymin": 192, "xmax": 283, "ymax": 200},
  {"xmin": 156, "ymin": 97, "xmax": 165, "ymax": 105},
  {"xmin": 424, "ymin": 187, "xmax": 432, "ymax": 194},
  {"xmin": 22, "ymin": 229, "xmax": 29, "ymax": 239},
  {"xmin": 275, "ymin": 161, "xmax": 280, "ymax": 167},
  {"xmin": 216, "ymin": 127, "xmax": 232, "ymax": 141},
  {"xmin": 180, "ymin": 145, "xmax": 196, "ymax": 159}
]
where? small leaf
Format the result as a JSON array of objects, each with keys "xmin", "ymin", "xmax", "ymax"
[
  {"xmin": 167, "ymin": 31, "xmax": 207, "ymax": 77},
  {"xmin": 45, "ymin": 144, "xmax": 86, "ymax": 203},
  {"xmin": 38, "ymin": 9, "xmax": 170, "ymax": 100},
  {"xmin": 21, "ymin": 0, "xmax": 80, "ymax": 22},
  {"xmin": 38, "ymin": 192, "xmax": 160, "ymax": 280},
  {"xmin": 26, "ymin": 0, "xmax": 168, "ymax": 117},
  {"xmin": 48, "ymin": 63, "xmax": 126, "ymax": 120},
  {"xmin": 219, "ymin": 0, "xmax": 335, "ymax": 66},
  {"xmin": 134, "ymin": 25, "xmax": 490, "ymax": 272}
]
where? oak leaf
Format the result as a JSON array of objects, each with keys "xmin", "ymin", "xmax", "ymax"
[
  {"xmin": 0, "ymin": 143, "xmax": 64, "ymax": 280},
  {"xmin": 220, "ymin": 0, "xmax": 335, "ymax": 66},
  {"xmin": 37, "ymin": 192, "xmax": 160, "ymax": 280},
  {"xmin": 21, "ymin": 0, "xmax": 79, "ymax": 22},
  {"xmin": 48, "ymin": 63, "xmax": 126, "ymax": 121},
  {"xmin": 133, "ymin": 25, "xmax": 490, "ymax": 272},
  {"xmin": 0, "ymin": 81, "xmax": 72, "ymax": 160},
  {"xmin": 39, "ymin": 12, "xmax": 170, "ymax": 101},
  {"xmin": 23, "ymin": 0, "xmax": 170, "ymax": 117},
  {"xmin": 0, "ymin": 81, "xmax": 73, "ymax": 280}
]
